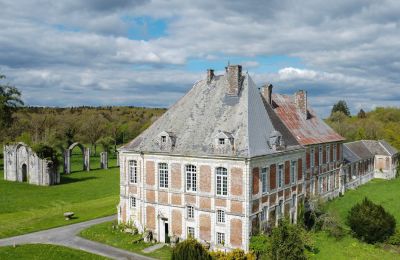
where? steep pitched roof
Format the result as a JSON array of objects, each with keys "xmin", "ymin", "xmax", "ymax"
[
  {"xmin": 120, "ymin": 71, "xmax": 301, "ymax": 158},
  {"xmin": 271, "ymin": 93, "xmax": 345, "ymax": 145},
  {"xmin": 343, "ymin": 140, "xmax": 398, "ymax": 163}
]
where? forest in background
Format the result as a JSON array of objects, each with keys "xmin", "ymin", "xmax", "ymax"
[
  {"xmin": 325, "ymin": 107, "xmax": 400, "ymax": 150},
  {"xmin": 0, "ymin": 106, "xmax": 166, "ymax": 155}
]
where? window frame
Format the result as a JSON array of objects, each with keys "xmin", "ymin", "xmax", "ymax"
[
  {"xmin": 278, "ymin": 164, "xmax": 284, "ymax": 188},
  {"xmin": 310, "ymin": 146, "xmax": 315, "ymax": 168},
  {"xmin": 261, "ymin": 167, "xmax": 269, "ymax": 193},
  {"xmin": 218, "ymin": 138, "xmax": 225, "ymax": 145},
  {"xmin": 216, "ymin": 209, "xmax": 226, "ymax": 224},
  {"xmin": 216, "ymin": 232, "xmax": 225, "ymax": 245},
  {"xmin": 187, "ymin": 226, "xmax": 195, "ymax": 238},
  {"xmin": 128, "ymin": 160, "xmax": 137, "ymax": 184},
  {"xmin": 319, "ymin": 145, "xmax": 323, "ymax": 165},
  {"xmin": 130, "ymin": 196, "xmax": 136, "ymax": 208},
  {"xmin": 187, "ymin": 205, "xmax": 194, "ymax": 219},
  {"xmin": 216, "ymin": 167, "xmax": 228, "ymax": 196},
  {"xmin": 185, "ymin": 164, "xmax": 197, "ymax": 192},
  {"xmin": 158, "ymin": 163, "xmax": 169, "ymax": 188},
  {"xmin": 290, "ymin": 161, "xmax": 297, "ymax": 184},
  {"xmin": 326, "ymin": 144, "xmax": 330, "ymax": 163},
  {"xmin": 261, "ymin": 206, "xmax": 268, "ymax": 221},
  {"xmin": 333, "ymin": 143, "xmax": 337, "ymax": 162}
]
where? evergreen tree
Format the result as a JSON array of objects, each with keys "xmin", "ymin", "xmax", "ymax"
[
  {"xmin": 358, "ymin": 108, "xmax": 366, "ymax": 118},
  {"xmin": 331, "ymin": 100, "xmax": 351, "ymax": 117},
  {"xmin": 0, "ymin": 74, "xmax": 24, "ymax": 128}
]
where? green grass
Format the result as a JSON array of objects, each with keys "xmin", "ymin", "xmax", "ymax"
[
  {"xmin": 0, "ymin": 154, "xmax": 120, "ymax": 238},
  {"xmin": 0, "ymin": 244, "xmax": 108, "ymax": 259},
  {"xmin": 79, "ymin": 221, "xmax": 172, "ymax": 260},
  {"xmin": 311, "ymin": 178, "xmax": 400, "ymax": 259}
]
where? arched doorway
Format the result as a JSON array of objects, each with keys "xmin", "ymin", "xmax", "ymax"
[
  {"xmin": 21, "ymin": 163, "xmax": 28, "ymax": 182},
  {"xmin": 64, "ymin": 142, "xmax": 90, "ymax": 174}
]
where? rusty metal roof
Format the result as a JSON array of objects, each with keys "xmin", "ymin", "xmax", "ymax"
[{"xmin": 271, "ymin": 93, "xmax": 345, "ymax": 146}]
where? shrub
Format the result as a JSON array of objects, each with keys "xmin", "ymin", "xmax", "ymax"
[
  {"xmin": 249, "ymin": 234, "xmax": 270, "ymax": 259},
  {"xmin": 347, "ymin": 197, "xmax": 396, "ymax": 243},
  {"xmin": 270, "ymin": 219, "xmax": 307, "ymax": 260},
  {"xmin": 386, "ymin": 229, "xmax": 400, "ymax": 245},
  {"xmin": 210, "ymin": 248, "xmax": 256, "ymax": 260},
  {"xmin": 171, "ymin": 238, "xmax": 211, "ymax": 260},
  {"xmin": 32, "ymin": 143, "xmax": 60, "ymax": 168},
  {"xmin": 319, "ymin": 214, "xmax": 345, "ymax": 240}
]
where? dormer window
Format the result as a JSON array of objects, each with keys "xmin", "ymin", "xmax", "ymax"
[
  {"xmin": 157, "ymin": 131, "xmax": 175, "ymax": 151},
  {"xmin": 219, "ymin": 138, "xmax": 225, "ymax": 145},
  {"xmin": 161, "ymin": 136, "xmax": 167, "ymax": 143}
]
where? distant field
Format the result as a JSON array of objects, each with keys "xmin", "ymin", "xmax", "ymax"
[
  {"xmin": 0, "ymin": 153, "xmax": 119, "ymax": 238},
  {"xmin": 312, "ymin": 178, "xmax": 400, "ymax": 259},
  {"xmin": 0, "ymin": 244, "xmax": 107, "ymax": 260}
]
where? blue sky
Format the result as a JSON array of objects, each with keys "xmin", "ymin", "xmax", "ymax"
[{"xmin": 1, "ymin": 0, "xmax": 400, "ymax": 117}]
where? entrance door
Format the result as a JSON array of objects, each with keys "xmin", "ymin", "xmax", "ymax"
[
  {"xmin": 160, "ymin": 218, "xmax": 169, "ymax": 243},
  {"xmin": 22, "ymin": 164, "xmax": 27, "ymax": 182}
]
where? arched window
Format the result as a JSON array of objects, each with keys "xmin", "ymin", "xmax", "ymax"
[
  {"xmin": 128, "ymin": 160, "xmax": 137, "ymax": 183},
  {"xmin": 185, "ymin": 165, "xmax": 197, "ymax": 192},
  {"xmin": 216, "ymin": 167, "xmax": 228, "ymax": 196}
]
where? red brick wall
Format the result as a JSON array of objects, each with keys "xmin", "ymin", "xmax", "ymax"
[
  {"xmin": 330, "ymin": 145, "xmax": 333, "ymax": 163},
  {"xmin": 306, "ymin": 149, "xmax": 310, "ymax": 169},
  {"xmin": 230, "ymin": 201, "xmax": 243, "ymax": 214},
  {"xmin": 199, "ymin": 214, "xmax": 211, "ymax": 241},
  {"xmin": 230, "ymin": 167, "xmax": 243, "ymax": 196},
  {"xmin": 270, "ymin": 164, "xmax": 276, "ymax": 190},
  {"xmin": 146, "ymin": 206, "xmax": 155, "ymax": 230},
  {"xmin": 171, "ymin": 209, "xmax": 182, "ymax": 236},
  {"xmin": 146, "ymin": 161, "xmax": 155, "ymax": 186},
  {"xmin": 337, "ymin": 143, "xmax": 341, "ymax": 161},
  {"xmin": 284, "ymin": 161, "xmax": 290, "ymax": 185},
  {"xmin": 315, "ymin": 148, "xmax": 319, "ymax": 166},
  {"xmin": 199, "ymin": 165, "xmax": 211, "ymax": 193},
  {"xmin": 252, "ymin": 167, "xmax": 259, "ymax": 195},
  {"xmin": 298, "ymin": 158, "xmax": 303, "ymax": 180},
  {"xmin": 322, "ymin": 144, "xmax": 326, "ymax": 164},
  {"xmin": 171, "ymin": 163, "xmax": 181, "ymax": 189},
  {"xmin": 230, "ymin": 219, "xmax": 242, "ymax": 247}
]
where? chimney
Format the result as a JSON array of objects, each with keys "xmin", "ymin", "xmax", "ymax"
[
  {"xmin": 207, "ymin": 69, "xmax": 214, "ymax": 83},
  {"xmin": 226, "ymin": 65, "xmax": 242, "ymax": 96},
  {"xmin": 261, "ymin": 83, "xmax": 273, "ymax": 105},
  {"xmin": 294, "ymin": 90, "xmax": 308, "ymax": 118}
]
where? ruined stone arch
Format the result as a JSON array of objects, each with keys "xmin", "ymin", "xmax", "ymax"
[{"xmin": 64, "ymin": 142, "xmax": 90, "ymax": 174}]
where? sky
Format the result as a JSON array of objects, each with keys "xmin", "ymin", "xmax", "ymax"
[{"xmin": 0, "ymin": 0, "xmax": 399, "ymax": 118}]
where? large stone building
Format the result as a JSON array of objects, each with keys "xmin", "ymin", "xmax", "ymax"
[
  {"xmin": 3, "ymin": 142, "xmax": 59, "ymax": 186},
  {"xmin": 266, "ymin": 88, "xmax": 346, "ymax": 199},
  {"xmin": 117, "ymin": 65, "xmax": 312, "ymax": 251}
]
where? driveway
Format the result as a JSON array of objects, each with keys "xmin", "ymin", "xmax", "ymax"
[{"xmin": 0, "ymin": 215, "xmax": 154, "ymax": 260}]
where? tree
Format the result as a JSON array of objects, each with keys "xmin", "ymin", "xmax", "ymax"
[
  {"xmin": 347, "ymin": 197, "xmax": 396, "ymax": 243},
  {"xmin": 357, "ymin": 109, "xmax": 366, "ymax": 118},
  {"xmin": 270, "ymin": 219, "xmax": 307, "ymax": 260},
  {"xmin": 171, "ymin": 238, "xmax": 211, "ymax": 260},
  {"xmin": 331, "ymin": 100, "xmax": 350, "ymax": 117},
  {"xmin": 0, "ymin": 74, "xmax": 24, "ymax": 128}
]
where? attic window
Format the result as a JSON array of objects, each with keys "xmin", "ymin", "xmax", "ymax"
[
  {"xmin": 161, "ymin": 136, "xmax": 167, "ymax": 143},
  {"xmin": 218, "ymin": 138, "xmax": 225, "ymax": 145}
]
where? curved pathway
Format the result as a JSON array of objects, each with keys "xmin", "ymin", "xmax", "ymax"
[{"xmin": 0, "ymin": 215, "xmax": 154, "ymax": 260}]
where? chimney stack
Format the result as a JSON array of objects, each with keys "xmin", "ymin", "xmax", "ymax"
[
  {"xmin": 226, "ymin": 65, "xmax": 243, "ymax": 96},
  {"xmin": 261, "ymin": 83, "xmax": 273, "ymax": 105},
  {"xmin": 207, "ymin": 69, "xmax": 214, "ymax": 83},
  {"xmin": 294, "ymin": 90, "xmax": 308, "ymax": 118}
]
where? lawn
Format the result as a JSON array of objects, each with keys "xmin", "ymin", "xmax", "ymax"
[
  {"xmin": 0, "ymin": 153, "xmax": 120, "ymax": 238},
  {"xmin": 79, "ymin": 221, "xmax": 172, "ymax": 260},
  {"xmin": 311, "ymin": 177, "xmax": 400, "ymax": 259},
  {"xmin": 0, "ymin": 244, "xmax": 108, "ymax": 259}
]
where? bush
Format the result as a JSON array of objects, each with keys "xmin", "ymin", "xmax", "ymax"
[
  {"xmin": 249, "ymin": 234, "xmax": 270, "ymax": 259},
  {"xmin": 386, "ymin": 229, "xmax": 400, "ymax": 245},
  {"xmin": 32, "ymin": 143, "xmax": 60, "ymax": 168},
  {"xmin": 270, "ymin": 219, "xmax": 307, "ymax": 260},
  {"xmin": 171, "ymin": 238, "xmax": 211, "ymax": 260},
  {"xmin": 210, "ymin": 248, "xmax": 256, "ymax": 260},
  {"xmin": 347, "ymin": 197, "xmax": 396, "ymax": 243},
  {"xmin": 319, "ymin": 214, "xmax": 345, "ymax": 240}
]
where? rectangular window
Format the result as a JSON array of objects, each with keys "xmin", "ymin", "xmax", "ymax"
[
  {"xmin": 216, "ymin": 232, "xmax": 225, "ymax": 245},
  {"xmin": 326, "ymin": 144, "xmax": 330, "ymax": 163},
  {"xmin": 130, "ymin": 196, "xmax": 136, "ymax": 208},
  {"xmin": 319, "ymin": 145, "xmax": 323, "ymax": 165},
  {"xmin": 277, "ymin": 200, "xmax": 283, "ymax": 219},
  {"xmin": 217, "ymin": 210, "xmax": 225, "ymax": 223},
  {"xmin": 333, "ymin": 144, "xmax": 337, "ymax": 161},
  {"xmin": 186, "ymin": 165, "xmax": 197, "ymax": 192},
  {"xmin": 291, "ymin": 194, "xmax": 296, "ymax": 208},
  {"xmin": 187, "ymin": 227, "xmax": 195, "ymax": 238},
  {"xmin": 218, "ymin": 138, "xmax": 225, "ymax": 145},
  {"xmin": 159, "ymin": 163, "xmax": 169, "ymax": 188},
  {"xmin": 261, "ymin": 167, "xmax": 268, "ymax": 193},
  {"xmin": 129, "ymin": 160, "xmax": 137, "ymax": 183},
  {"xmin": 161, "ymin": 136, "xmax": 167, "ymax": 143},
  {"xmin": 310, "ymin": 147, "xmax": 315, "ymax": 168},
  {"xmin": 261, "ymin": 206, "xmax": 268, "ymax": 221},
  {"xmin": 216, "ymin": 167, "xmax": 228, "ymax": 196},
  {"xmin": 187, "ymin": 206, "xmax": 194, "ymax": 219},
  {"xmin": 290, "ymin": 161, "xmax": 296, "ymax": 184},
  {"xmin": 278, "ymin": 164, "xmax": 284, "ymax": 188}
]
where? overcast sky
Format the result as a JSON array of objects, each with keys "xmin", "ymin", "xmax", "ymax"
[{"xmin": 1, "ymin": 0, "xmax": 399, "ymax": 117}]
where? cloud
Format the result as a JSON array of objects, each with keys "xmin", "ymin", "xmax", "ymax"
[{"xmin": 0, "ymin": 0, "xmax": 399, "ymax": 118}]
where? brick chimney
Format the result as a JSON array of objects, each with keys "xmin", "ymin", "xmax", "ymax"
[
  {"xmin": 226, "ymin": 65, "xmax": 243, "ymax": 96},
  {"xmin": 261, "ymin": 83, "xmax": 273, "ymax": 105},
  {"xmin": 294, "ymin": 90, "xmax": 308, "ymax": 118},
  {"xmin": 207, "ymin": 69, "xmax": 214, "ymax": 83}
]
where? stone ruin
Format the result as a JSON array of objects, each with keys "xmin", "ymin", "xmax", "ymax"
[
  {"xmin": 64, "ymin": 142, "xmax": 90, "ymax": 174},
  {"xmin": 3, "ymin": 142, "xmax": 60, "ymax": 186},
  {"xmin": 100, "ymin": 151, "xmax": 108, "ymax": 169}
]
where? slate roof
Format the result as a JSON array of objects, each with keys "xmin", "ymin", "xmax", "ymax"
[
  {"xmin": 120, "ymin": 71, "xmax": 302, "ymax": 158},
  {"xmin": 271, "ymin": 93, "xmax": 345, "ymax": 146},
  {"xmin": 343, "ymin": 140, "xmax": 398, "ymax": 163}
]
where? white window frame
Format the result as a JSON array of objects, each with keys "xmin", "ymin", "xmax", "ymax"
[
  {"xmin": 326, "ymin": 144, "xmax": 330, "ymax": 163},
  {"xmin": 128, "ymin": 160, "xmax": 137, "ymax": 184},
  {"xmin": 216, "ymin": 167, "xmax": 228, "ymax": 196},
  {"xmin": 187, "ymin": 226, "xmax": 195, "ymax": 238},
  {"xmin": 291, "ymin": 194, "xmax": 296, "ymax": 208},
  {"xmin": 310, "ymin": 147, "xmax": 315, "ymax": 168},
  {"xmin": 216, "ymin": 232, "xmax": 225, "ymax": 245},
  {"xmin": 261, "ymin": 206, "xmax": 268, "ymax": 221},
  {"xmin": 218, "ymin": 138, "xmax": 225, "ymax": 145},
  {"xmin": 158, "ymin": 163, "xmax": 169, "ymax": 188},
  {"xmin": 290, "ymin": 161, "xmax": 296, "ymax": 184},
  {"xmin": 187, "ymin": 205, "xmax": 194, "ymax": 219},
  {"xmin": 319, "ymin": 145, "xmax": 323, "ymax": 165},
  {"xmin": 216, "ymin": 209, "xmax": 225, "ymax": 224},
  {"xmin": 278, "ymin": 164, "xmax": 284, "ymax": 188},
  {"xmin": 333, "ymin": 143, "xmax": 337, "ymax": 162},
  {"xmin": 277, "ymin": 200, "xmax": 283, "ymax": 219},
  {"xmin": 130, "ymin": 196, "xmax": 136, "ymax": 208},
  {"xmin": 261, "ymin": 167, "xmax": 268, "ymax": 193},
  {"xmin": 185, "ymin": 165, "xmax": 197, "ymax": 192}
]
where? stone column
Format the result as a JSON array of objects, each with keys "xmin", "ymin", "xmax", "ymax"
[{"xmin": 64, "ymin": 149, "xmax": 71, "ymax": 174}]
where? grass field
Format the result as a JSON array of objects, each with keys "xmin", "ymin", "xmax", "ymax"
[
  {"xmin": 79, "ymin": 221, "xmax": 172, "ymax": 260},
  {"xmin": 0, "ymin": 153, "xmax": 120, "ymax": 238},
  {"xmin": 0, "ymin": 244, "xmax": 108, "ymax": 259},
  {"xmin": 311, "ymin": 178, "xmax": 400, "ymax": 259}
]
